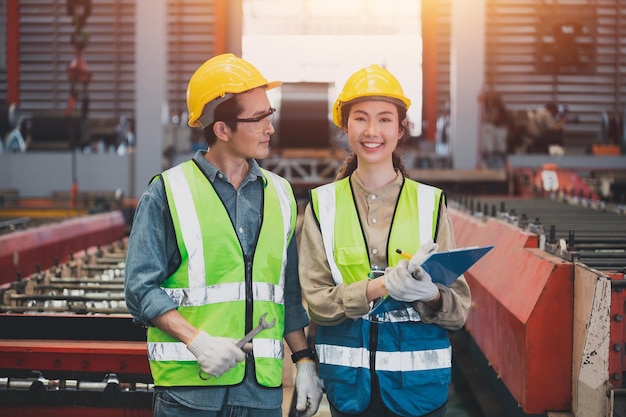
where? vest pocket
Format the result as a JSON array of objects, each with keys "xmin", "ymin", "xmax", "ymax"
[
  {"xmin": 316, "ymin": 318, "xmax": 369, "ymax": 413},
  {"xmin": 379, "ymin": 373, "xmax": 449, "ymax": 416},
  {"xmin": 324, "ymin": 368, "xmax": 370, "ymax": 414},
  {"xmin": 336, "ymin": 246, "xmax": 367, "ymax": 266}
]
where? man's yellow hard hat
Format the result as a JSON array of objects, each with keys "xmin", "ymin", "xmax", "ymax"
[{"xmin": 186, "ymin": 53, "xmax": 282, "ymax": 127}]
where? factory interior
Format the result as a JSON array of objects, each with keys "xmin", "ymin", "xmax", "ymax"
[{"xmin": 1, "ymin": 0, "xmax": 626, "ymax": 416}]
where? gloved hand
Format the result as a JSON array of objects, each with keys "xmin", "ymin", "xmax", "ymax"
[
  {"xmin": 407, "ymin": 239, "xmax": 439, "ymax": 276},
  {"xmin": 186, "ymin": 331, "xmax": 245, "ymax": 378},
  {"xmin": 295, "ymin": 360, "xmax": 323, "ymax": 417},
  {"xmin": 385, "ymin": 260, "xmax": 439, "ymax": 302}
]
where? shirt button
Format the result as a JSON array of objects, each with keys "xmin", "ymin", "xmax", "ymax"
[
  {"xmin": 372, "ymin": 249, "xmax": 378, "ymax": 255},
  {"xmin": 218, "ymin": 173, "xmax": 224, "ymax": 179},
  {"xmin": 372, "ymin": 218, "xmax": 377, "ymax": 224},
  {"xmin": 238, "ymin": 227, "xmax": 244, "ymax": 234},
  {"xmin": 370, "ymin": 194, "xmax": 377, "ymax": 200}
]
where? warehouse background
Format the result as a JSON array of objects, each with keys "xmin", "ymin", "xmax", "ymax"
[
  {"xmin": 3, "ymin": 0, "xmax": 625, "ymax": 136},
  {"xmin": 1, "ymin": 0, "xmax": 625, "ymax": 199},
  {"xmin": 1, "ymin": 2, "xmax": 626, "ymax": 417}
]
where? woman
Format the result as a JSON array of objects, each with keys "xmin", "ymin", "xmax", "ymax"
[{"xmin": 298, "ymin": 64, "xmax": 471, "ymax": 417}]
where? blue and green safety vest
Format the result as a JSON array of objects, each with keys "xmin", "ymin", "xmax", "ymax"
[{"xmin": 311, "ymin": 175, "xmax": 451, "ymax": 416}]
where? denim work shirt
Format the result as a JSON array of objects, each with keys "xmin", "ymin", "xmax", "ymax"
[{"xmin": 124, "ymin": 150, "xmax": 309, "ymax": 410}]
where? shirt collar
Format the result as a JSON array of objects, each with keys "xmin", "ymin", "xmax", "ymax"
[
  {"xmin": 192, "ymin": 150, "xmax": 267, "ymax": 187},
  {"xmin": 350, "ymin": 169, "xmax": 403, "ymax": 195}
]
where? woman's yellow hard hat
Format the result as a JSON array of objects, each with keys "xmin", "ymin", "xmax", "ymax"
[{"xmin": 333, "ymin": 64, "xmax": 411, "ymax": 128}]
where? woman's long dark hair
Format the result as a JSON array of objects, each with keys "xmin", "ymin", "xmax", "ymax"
[{"xmin": 335, "ymin": 100, "xmax": 409, "ymax": 180}]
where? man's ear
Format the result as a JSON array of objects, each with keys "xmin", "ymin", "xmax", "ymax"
[{"xmin": 213, "ymin": 121, "xmax": 229, "ymax": 141}]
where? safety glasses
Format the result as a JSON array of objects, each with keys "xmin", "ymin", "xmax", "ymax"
[{"xmin": 230, "ymin": 107, "xmax": 276, "ymax": 134}]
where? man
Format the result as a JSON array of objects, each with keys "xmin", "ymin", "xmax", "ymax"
[
  {"xmin": 124, "ymin": 53, "xmax": 322, "ymax": 417},
  {"xmin": 524, "ymin": 101, "xmax": 566, "ymax": 154}
]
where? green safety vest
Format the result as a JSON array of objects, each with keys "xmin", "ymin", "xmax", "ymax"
[
  {"xmin": 147, "ymin": 160, "xmax": 296, "ymax": 387},
  {"xmin": 311, "ymin": 176, "xmax": 443, "ymax": 285}
]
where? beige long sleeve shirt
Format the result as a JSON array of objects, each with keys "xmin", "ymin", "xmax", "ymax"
[{"xmin": 299, "ymin": 172, "xmax": 471, "ymax": 331}]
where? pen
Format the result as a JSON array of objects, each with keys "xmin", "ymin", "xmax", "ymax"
[{"xmin": 395, "ymin": 248, "xmax": 412, "ymax": 259}]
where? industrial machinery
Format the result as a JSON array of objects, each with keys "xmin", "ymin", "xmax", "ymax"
[
  {"xmin": 0, "ymin": 198, "xmax": 146, "ymax": 417},
  {"xmin": 260, "ymin": 81, "xmax": 345, "ymax": 194},
  {"xmin": 0, "ymin": 198, "xmax": 128, "ymax": 285},
  {"xmin": 0, "ymin": 221, "xmax": 150, "ymax": 417},
  {"xmin": 2, "ymin": 175, "xmax": 625, "ymax": 417},
  {"xmin": 448, "ymin": 179, "xmax": 626, "ymax": 417}
]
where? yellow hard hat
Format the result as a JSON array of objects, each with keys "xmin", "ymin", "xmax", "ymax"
[
  {"xmin": 332, "ymin": 64, "xmax": 411, "ymax": 128},
  {"xmin": 186, "ymin": 53, "xmax": 282, "ymax": 127}
]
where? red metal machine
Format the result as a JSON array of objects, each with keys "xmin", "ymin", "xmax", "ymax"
[
  {"xmin": 449, "ymin": 195, "xmax": 626, "ymax": 417},
  {"xmin": 0, "ymin": 216, "xmax": 150, "ymax": 417},
  {"xmin": 0, "ymin": 317, "xmax": 150, "ymax": 417},
  {"xmin": 0, "ymin": 211, "xmax": 126, "ymax": 286},
  {"xmin": 451, "ymin": 210, "xmax": 574, "ymax": 413}
]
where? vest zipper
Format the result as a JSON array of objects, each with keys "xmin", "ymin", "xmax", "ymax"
[
  {"xmin": 244, "ymin": 254, "xmax": 253, "ymax": 333},
  {"xmin": 370, "ymin": 321, "xmax": 378, "ymax": 371},
  {"xmin": 369, "ymin": 321, "xmax": 381, "ymax": 391},
  {"xmin": 244, "ymin": 254, "xmax": 254, "ymax": 368}
]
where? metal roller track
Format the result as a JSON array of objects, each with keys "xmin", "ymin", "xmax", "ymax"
[
  {"xmin": 0, "ymin": 237, "xmax": 152, "ymax": 415},
  {"xmin": 0, "ymin": 242, "xmax": 129, "ymax": 314},
  {"xmin": 452, "ymin": 195, "xmax": 626, "ymax": 272}
]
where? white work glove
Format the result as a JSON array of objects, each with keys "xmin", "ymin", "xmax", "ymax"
[
  {"xmin": 385, "ymin": 260, "xmax": 439, "ymax": 302},
  {"xmin": 294, "ymin": 360, "xmax": 323, "ymax": 417},
  {"xmin": 407, "ymin": 239, "xmax": 439, "ymax": 275},
  {"xmin": 186, "ymin": 331, "xmax": 245, "ymax": 378}
]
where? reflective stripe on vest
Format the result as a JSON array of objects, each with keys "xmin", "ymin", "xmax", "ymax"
[
  {"xmin": 147, "ymin": 162, "xmax": 294, "ymax": 388},
  {"xmin": 162, "ymin": 281, "xmax": 283, "ymax": 307},
  {"xmin": 149, "ymin": 338, "xmax": 284, "ymax": 361},
  {"xmin": 317, "ymin": 344, "xmax": 452, "ymax": 372}
]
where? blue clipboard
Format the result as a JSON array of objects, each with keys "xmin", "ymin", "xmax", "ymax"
[
  {"xmin": 420, "ymin": 245, "xmax": 494, "ymax": 286},
  {"xmin": 369, "ymin": 245, "xmax": 494, "ymax": 316}
]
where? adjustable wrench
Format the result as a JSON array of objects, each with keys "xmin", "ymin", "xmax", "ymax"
[{"xmin": 236, "ymin": 312, "xmax": 276, "ymax": 349}]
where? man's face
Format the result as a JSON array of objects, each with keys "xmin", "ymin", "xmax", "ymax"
[{"xmin": 226, "ymin": 87, "xmax": 276, "ymax": 160}]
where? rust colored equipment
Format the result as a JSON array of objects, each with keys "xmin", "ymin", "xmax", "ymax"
[
  {"xmin": 451, "ymin": 211, "xmax": 573, "ymax": 413},
  {"xmin": 448, "ymin": 195, "xmax": 626, "ymax": 416},
  {"xmin": 0, "ymin": 238, "xmax": 152, "ymax": 417},
  {"xmin": 0, "ymin": 211, "xmax": 126, "ymax": 286},
  {"xmin": 0, "ymin": 316, "xmax": 151, "ymax": 417}
]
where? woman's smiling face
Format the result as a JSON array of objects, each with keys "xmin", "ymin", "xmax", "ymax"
[{"xmin": 346, "ymin": 99, "xmax": 405, "ymax": 167}]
